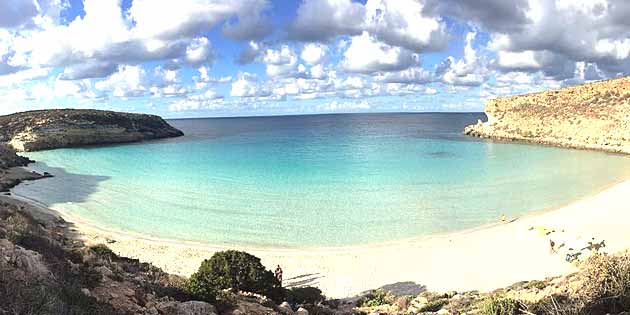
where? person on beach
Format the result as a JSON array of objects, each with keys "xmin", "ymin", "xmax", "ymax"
[
  {"xmin": 275, "ymin": 265, "xmax": 283, "ymax": 286},
  {"xmin": 549, "ymin": 239, "xmax": 556, "ymax": 254}
]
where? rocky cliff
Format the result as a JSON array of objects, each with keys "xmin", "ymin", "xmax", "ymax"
[
  {"xmin": 0, "ymin": 109, "xmax": 184, "ymax": 152},
  {"xmin": 464, "ymin": 77, "xmax": 630, "ymax": 154}
]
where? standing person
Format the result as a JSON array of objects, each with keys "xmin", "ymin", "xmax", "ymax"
[
  {"xmin": 275, "ymin": 265, "xmax": 283, "ymax": 286},
  {"xmin": 549, "ymin": 239, "xmax": 556, "ymax": 254}
]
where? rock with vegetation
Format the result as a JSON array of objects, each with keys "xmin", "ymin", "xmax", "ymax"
[
  {"xmin": 0, "ymin": 109, "xmax": 184, "ymax": 152},
  {"xmin": 465, "ymin": 76, "xmax": 630, "ymax": 154}
]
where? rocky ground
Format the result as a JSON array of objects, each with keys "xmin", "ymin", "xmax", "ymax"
[
  {"xmin": 0, "ymin": 109, "xmax": 184, "ymax": 152},
  {"xmin": 465, "ymin": 76, "xmax": 630, "ymax": 154}
]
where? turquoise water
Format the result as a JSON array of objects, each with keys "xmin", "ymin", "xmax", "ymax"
[{"xmin": 13, "ymin": 113, "xmax": 630, "ymax": 247}]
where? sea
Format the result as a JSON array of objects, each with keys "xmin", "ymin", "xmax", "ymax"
[{"xmin": 13, "ymin": 113, "xmax": 630, "ymax": 248}]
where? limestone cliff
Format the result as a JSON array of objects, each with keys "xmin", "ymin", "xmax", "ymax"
[
  {"xmin": 0, "ymin": 109, "xmax": 184, "ymax": 152},
  {"xmin": 464, "ymin": 77, "xmax": 630, "ymax": 154}
]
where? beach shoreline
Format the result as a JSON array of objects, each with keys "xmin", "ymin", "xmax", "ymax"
[{"xmin": 6, "ymin": 166, "xmax": 630, "ymax": 298}]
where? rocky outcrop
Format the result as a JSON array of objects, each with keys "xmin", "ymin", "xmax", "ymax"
[
  {"xmin": 0, "ymin": 109, "xmax": 184, "ymax": 152},
  {"xmin": 0, "ymin": 143, "xmax": 31, "ymax": 169},
  {"xmin": 464, "ymin": 76, "xmax": 630, "ymax": 154}
]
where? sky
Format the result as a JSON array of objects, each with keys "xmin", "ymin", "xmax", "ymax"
[{"xmin": 0, "ymin": 0, "xmax": 629, "ymax": 118}]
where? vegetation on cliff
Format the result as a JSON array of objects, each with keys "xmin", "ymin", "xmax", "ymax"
[{"xmin": 465, "ymin": 77, "xmax": 630, "ymax": 154}]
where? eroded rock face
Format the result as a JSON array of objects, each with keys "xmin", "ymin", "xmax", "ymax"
[
  {"xmin": 0, "ymin": 109, "xmax": 184, "ymax": 152},
  {"xmin": 464, "ymin": 76, "xmax": 630, "ymax": 154}
]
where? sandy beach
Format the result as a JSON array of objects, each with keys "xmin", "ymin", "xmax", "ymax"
[{"xmin": 6, "ymin": 177, "xmax": 630, "ymax": 298}]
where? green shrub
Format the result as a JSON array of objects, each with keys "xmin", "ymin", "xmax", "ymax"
[
  {"xmin": 418, "ymin": 298, "xmax": 448, "ymax": 312},
  {"xmin": 579, "ymin": 252, "xmax": 630, "ymax": 314},
  {"xmin": 479, "ymin": 296, "xmax": 523, "ymax": 315},
  {"xmin": 287, "ymin": 286, "xmax": 325, "ymax": 305},
  {"xmin": 91, "ymin": 244, "xmax": 115, "ymax": 258},
  {"xmin": 357, "ymin": 289, "xmax": 396, "ymax": 307},
  {"xmin": 185, "ymin": 250, "xmax": 280, "ymax": 303}
]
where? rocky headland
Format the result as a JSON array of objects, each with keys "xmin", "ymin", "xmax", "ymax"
[
  {"xmin": 0, "ymin": 109, "xmax": 184, "ymax": 152},
  {"xmin": 465, "ymin": 76, "xmax": 630, "ymax": 154}
]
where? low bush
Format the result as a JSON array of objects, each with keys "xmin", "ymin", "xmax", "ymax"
[
  {"xmin": 356, "ymin": 289, "xmax": 396, "ymax": 307},
  {"xmin": 578, "ymin": 252, "xmax": 630, "ymax": 314},
  {"xmin": 90, "ymin": 244, "xmax": 115, "ymax": 258},
  {"xmin": 479, "ymin": 296, "xmax": 523, "ymax": 315},
  {"xmin": 185, "ymin": 250, "xmax": 280, "ymax": 303},
  {"xmin": 418, "ymin": 298, "xmax": 448, "ymax": 312}
]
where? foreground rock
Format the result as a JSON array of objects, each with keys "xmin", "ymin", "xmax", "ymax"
[
  {"xmin": 465, "ymin": 76, "xmax": 630, "ymax": 154},
  {"xmin": 0, "ymin": 109, "xmax": 184, "ymax": 152}
]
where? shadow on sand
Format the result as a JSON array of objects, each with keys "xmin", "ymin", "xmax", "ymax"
[
  {"xmin": 377, "ymin": 281, "xmax": 427, "ymax": 296},
  {"xmin": 11, "ymin": 162, "xmax": 110, "ymax": 206}
]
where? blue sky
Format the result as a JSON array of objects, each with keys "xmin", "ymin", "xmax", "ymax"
[{"xmin": 0, "ymin": 0, "xmax": 629, "ymax": 118}]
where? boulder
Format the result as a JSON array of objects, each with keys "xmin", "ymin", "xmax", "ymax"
[
  {"xmin": 278, "ymin": 301, "xmax": 294, "ymax": 315},
  {"xmin": 174, "ymin": 301, "xmax": 217, "ymax": 315}
]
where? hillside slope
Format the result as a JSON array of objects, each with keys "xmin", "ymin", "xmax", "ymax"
[{"xmin": 465, "ymin": 77, "xmax": 630, "ymax": 154}]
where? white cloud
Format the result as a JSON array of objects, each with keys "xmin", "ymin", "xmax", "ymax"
[
  {"xmin": 425, "ymin": 87, "xmax": 438, "ymax": 95},
  {"xmin": 363, "ymin": 0, "xmax": 447, "ymax": 52},
  {"xmin": 310, "ymin": 64, "xmax": 327, "ymax": 79},
  {"xmin": 185, "ymin": 37, "xmax": 214, "ymax": 66},
  {"xmin": 263, "ymin": 46, "xmax": 299, "ymax": 77},
  {"xmin": 0, "ymin": 67, "xmax": 50, "ymax": 88},
  {"xmin": 317, "ymin": 100, "xmax": 370, "ymax": 112},
  {"xmin": 290, "ymin": 0, "xmax": 447, "ymax": 53},
  {"xmin": 95, "ymin": 65, "xmax": 147, "ymax": 97},
  {"xmin": 438, "ymin": 32, "xmax": 489, "ymax": 86},
  {"xmin": 231, "ymin": 72, "xmax": 270, "ymax": 97},
  {"xmin": 376, "ymin": 67, "xmax": 434, "ymax": 84},
  {"xmin": 168, "ymin": 89, "xmax": 224, "ymax": 111},
  {"xmin": 300, "ymin": 43, "xmax": 327, "ymax": 65},
  {"xmin": 222, "ymin": 0, "xmax": 272, "ymax": 40},
  {"xmin": 341, "ymin": 32, "xmax": 419, "ymax": 73},
  {"xmin": 289, "ymin": 0, "xmax": 365, "ymax": 41}
]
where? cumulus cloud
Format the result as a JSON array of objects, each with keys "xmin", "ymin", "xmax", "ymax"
[
  {"xmin": 222, "ymin": 0, "xmax": 273, "ymax": 40},
  {"xmin": 300, "ymin": 43, "xmax": 327, "ymax": 65},
  {"xmin": 483, "ymin": 0, "xmax": 630, "ymax": 78},
  {"xmin": 94, "ymin": 65, "xmax": 147, "ymax": 98},
  {"xmin": 289, "ymin": 0, "xmax": 447, "ymax": 52},
  {"xmin": 375, "ymin": 67, "xmax": 434, "ymax": 84},
  {"xmin": 262, "ymin": 45, "xmax": 301, "ymax": 77},
  {"xmin": 437, "ymin": 32, "xmax": 490, "ymax": 86},
  {"xmin": 3, "ymin": 0, "xmax": 264, "ymax": 82},
  {"xmin": 341, "ymin": 32, "xmax": 419, "ymax": 73},
  {"xmin": 288, "ymin": 0, "xmax": 365, "ymax": 41},
  {"xmin": 168, "ymin": 89, "xmax": 224, "ymax": 112},
  {"xmin": 363, "ymin": 0, "xmax": 447, "ymax": 52},
  {"xmin": 59, "ymin": 62, "xmax": 118, "ymax": 80},
  {"xmin": 231, "ymin": 72, "xmax": 270, "ymax": 97},
  {"xmin": 423, "ymin": 0, "xmax": 530, "ymax": 33}
]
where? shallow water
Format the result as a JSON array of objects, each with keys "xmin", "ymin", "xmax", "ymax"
[{"xmin": 14, "ymin": 113, "xmax": 630, "ymax": 247}]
